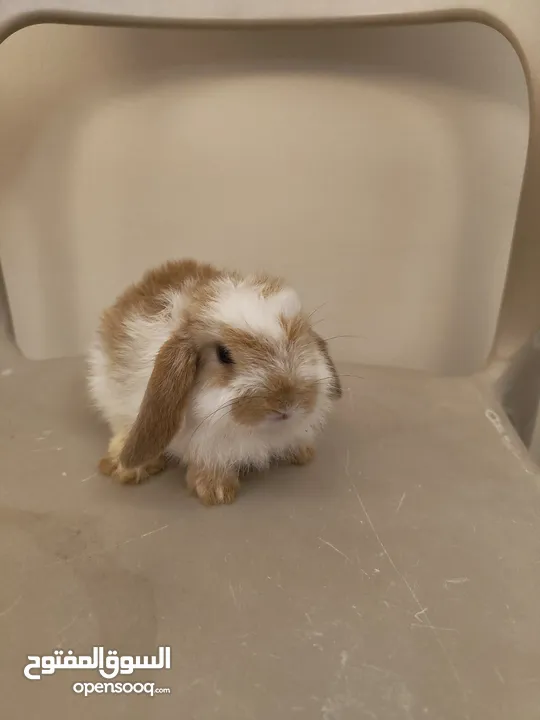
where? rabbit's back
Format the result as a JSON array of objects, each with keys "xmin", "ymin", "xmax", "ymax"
[{"xmin": 87, "ymin": 259, "xmax": 219, "ymax": 430}]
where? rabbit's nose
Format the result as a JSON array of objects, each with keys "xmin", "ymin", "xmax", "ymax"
[{"xmin": 270, "ymin": 410, "xmax": 291, "ymax": 421}]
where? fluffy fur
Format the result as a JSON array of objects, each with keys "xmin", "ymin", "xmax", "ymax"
[{"xmin": 87, "ymin": 259, "xmax": 341, "ymax": 505}]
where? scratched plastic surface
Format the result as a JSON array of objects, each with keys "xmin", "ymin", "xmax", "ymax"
[{"xmin": 1, "ymin": 332, "xmax": 540, "ymax": 718}]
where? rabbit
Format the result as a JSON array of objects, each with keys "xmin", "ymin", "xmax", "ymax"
[{"xmin": 87, "ymin": 258, "xmax": 341, "ymax": 505}]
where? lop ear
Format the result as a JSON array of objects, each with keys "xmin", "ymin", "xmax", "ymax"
[
  {"xmin": 313, "ymin": 332, "xmax": 342, "ymax": 400},
  {"xmin": 120, "ymin": 332, "xmax": 197, "ymax": 468}
]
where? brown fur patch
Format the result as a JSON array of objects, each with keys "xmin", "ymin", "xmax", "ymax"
[
  {"xmin": 185, "ymin": 325, "xmax": 277, "ymax": 389},
  {"xmin": 200, "ymin": 320, "xmax": 311, "ymax": 375},
  {"xmin": 222, "ymin": 327, "xmax": 276, "ymax": 367},
  {"xmin": 100, "ymin": 259, "xmax": 222, "ymax": 362},
  {"xmin": 285, "ymin": 444, "xmax": 316, "ymax": 465},
  {"xmin": 254, "ymin": 274, "xmax": 285, "ymax": 298},
  {"xmin": 279, "ymin": 313, "xmax": 310, "ymax": 344},
  {"xmin": 313, "ymin": 332, "xmax": 342, "ymax": 399},
  {"xmin": 120, "ymin": 331, "xmax": 197, "ymax": 468},
  {"xmin": 230, "ymin": 374, "xmax": 318, "ymax": 426}
]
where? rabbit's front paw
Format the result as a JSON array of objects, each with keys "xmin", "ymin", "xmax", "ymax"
[
  {"xmin": 186, "ymin": 465, "xmax": 240, "ymax": 506},
  {"xmin": 99, "ymin": 432, "xmax": 167, "ymax": 484}
]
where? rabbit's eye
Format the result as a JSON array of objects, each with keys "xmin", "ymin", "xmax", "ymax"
[{"xmin": 216, "ymin": 344, "xmax": 234, "ymax": 365}]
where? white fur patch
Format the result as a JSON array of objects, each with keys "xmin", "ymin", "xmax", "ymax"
[
  {"xmin": 194, "ymin": 385, "xmax": 239, "ymax": 426},
  {"xmin": 164, "ymin": 289, "xmax": 189, "ymax": 324},
  {"xmin": 209, "ymin": 282, "xmax": 301, "ymax": 339}
]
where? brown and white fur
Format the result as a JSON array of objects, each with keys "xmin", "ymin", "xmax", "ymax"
[{"xmin": 87, "ymin": 259, "xmax": 341, "ymax": 505}]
